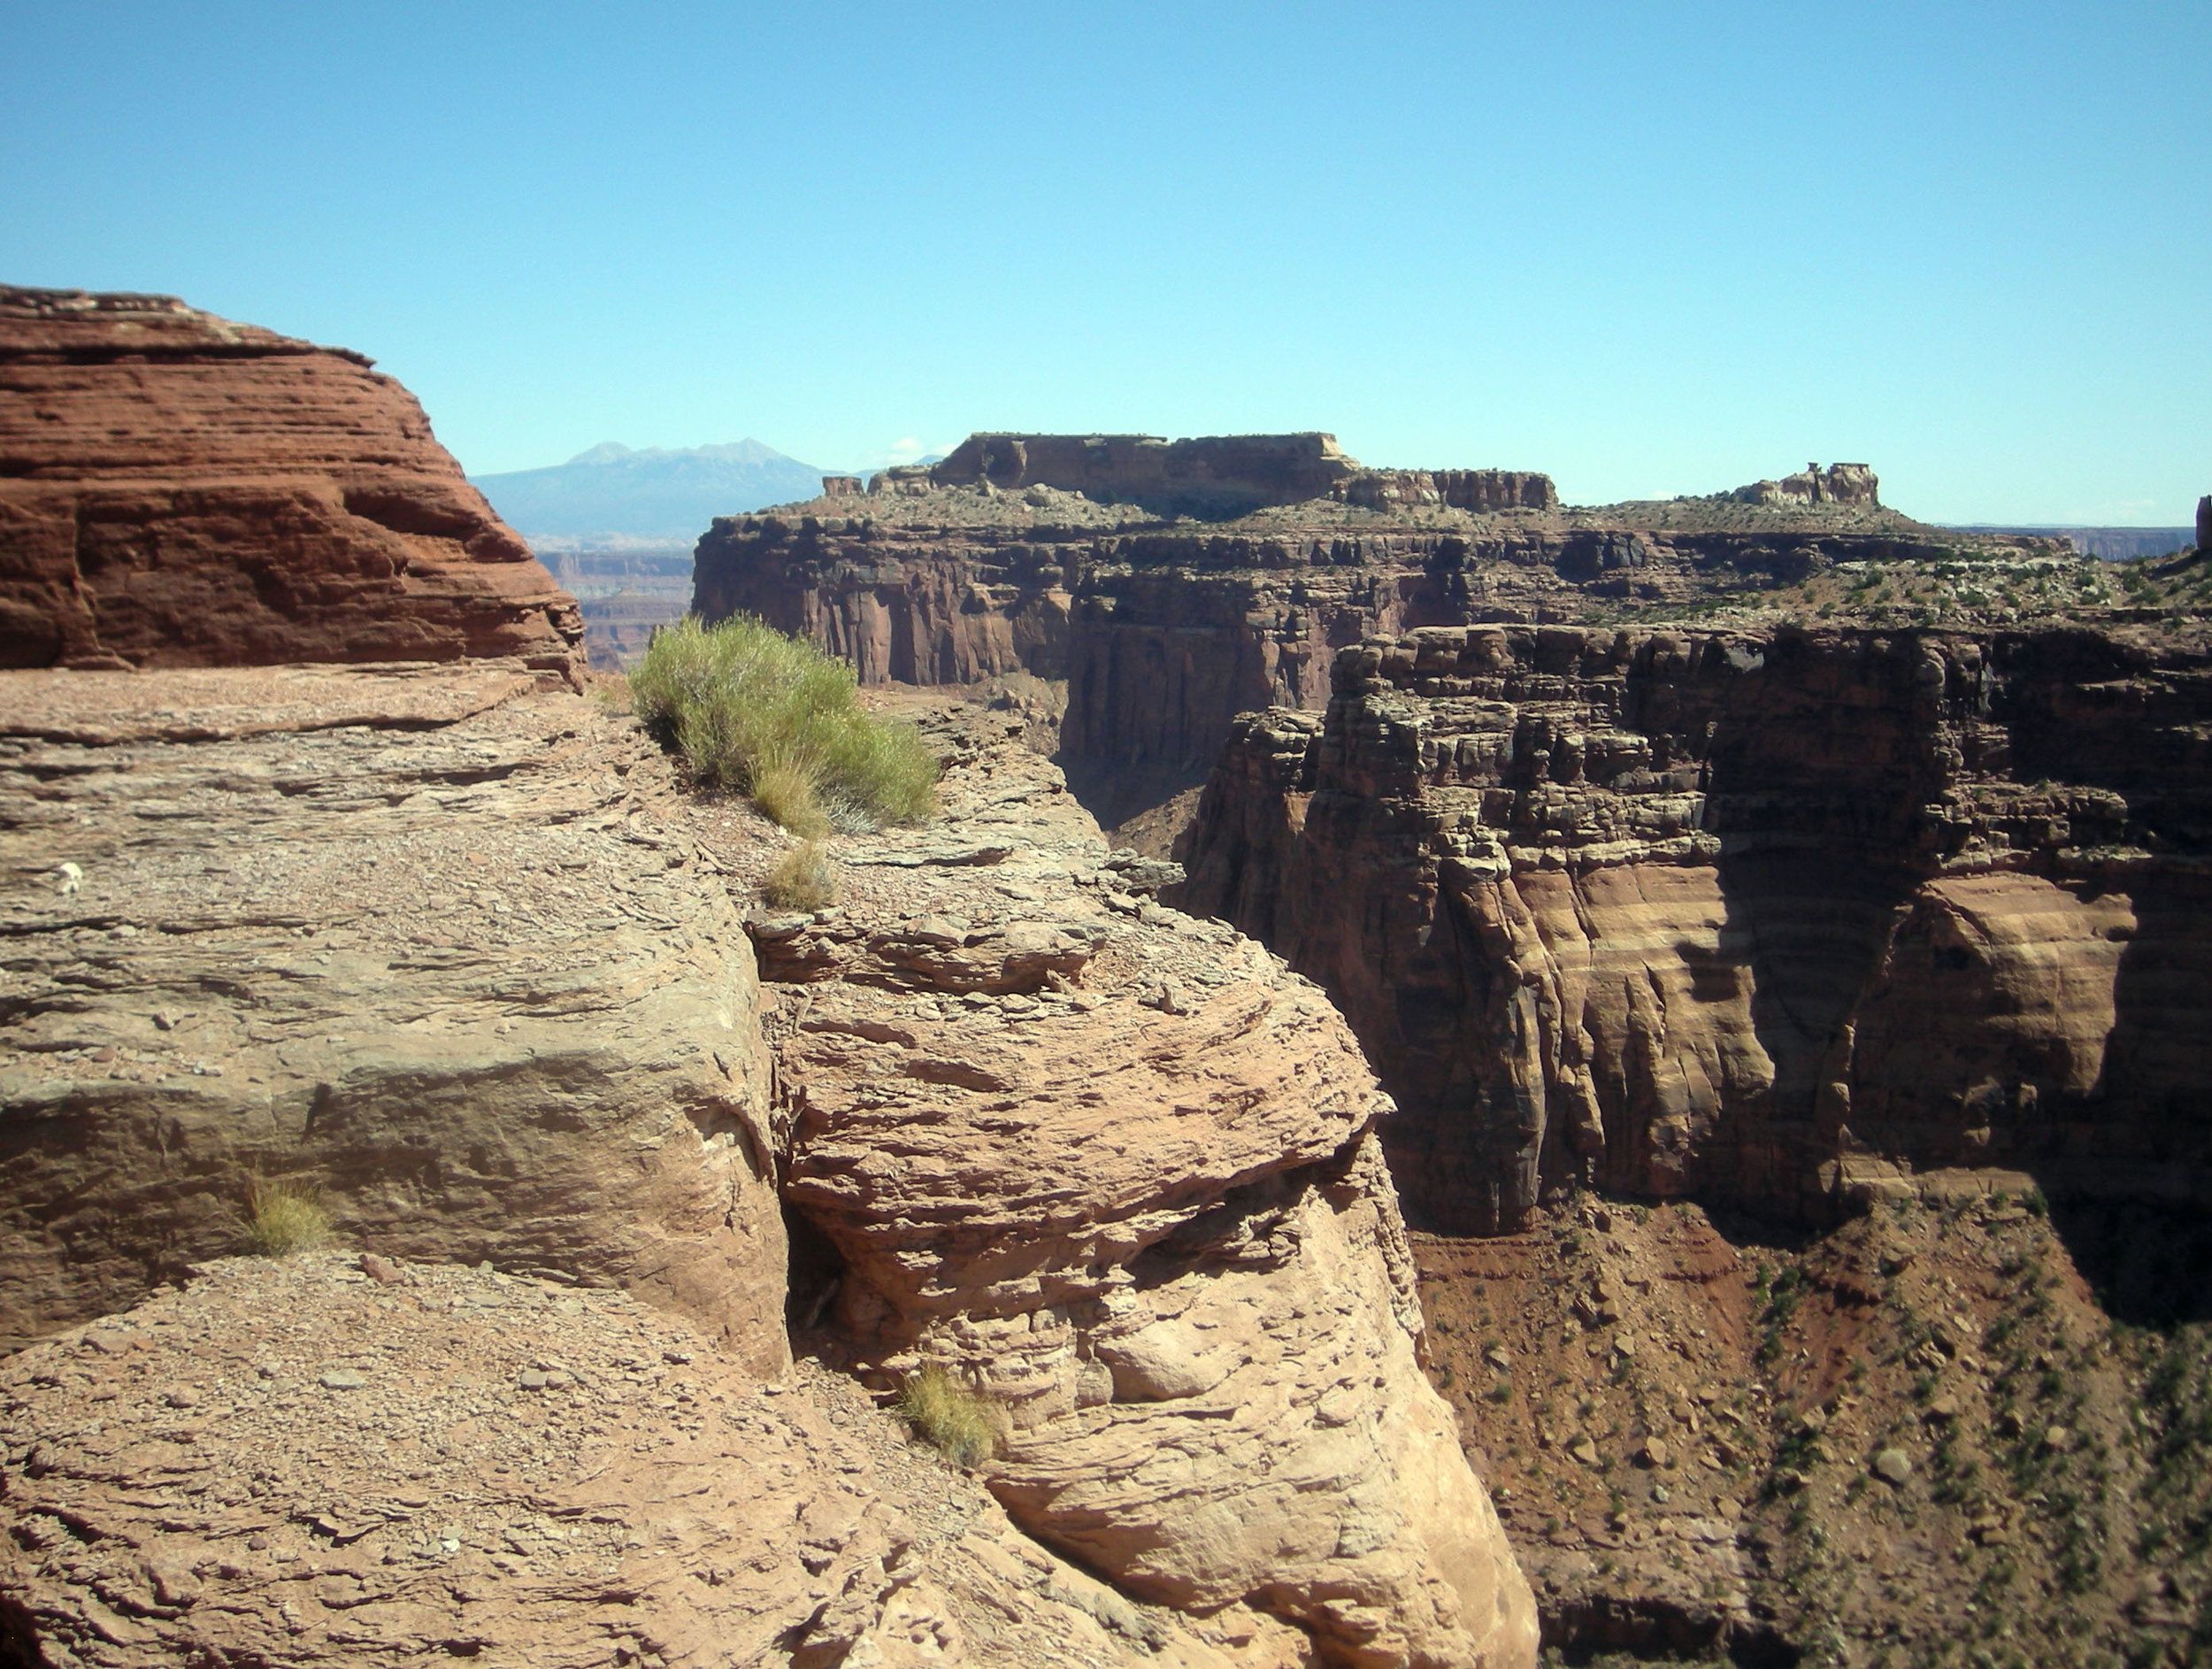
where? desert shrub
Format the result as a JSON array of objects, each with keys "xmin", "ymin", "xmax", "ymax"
[
  {"xmin": 762, "ymin": 839, "xmax": 837, "ymax": 911},
  {"xmin": 243, "ymin": 1180, "xmax": 331, "ymax": 1257},
  {"xmin": 629, "ymin": 614, "xmax": 937, "ymax": 834},
  {"xmin": 895, "ymin": 1363, "xmax": 1003, "ymax": 1468}
]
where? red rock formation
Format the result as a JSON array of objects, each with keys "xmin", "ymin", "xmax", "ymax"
[
  {"xmin": 1732, "ymin": 462, "xmax": 1880, "ymax": 508},
  {"xmin": 1170, "ymin": 621, "xmax": 2212, "ymax": 1233},
  {"xmin": 910, "ymin": 430, "xmax": 1372, "ymax": 515},
  {"xmin": 695, "ymin": 516, "xmax": 2000, "ymax": 781},
  {"xmin": 0, "ymin": 287, "xmax": 583, "ymax": 681},
  {"xmin": 694, "ymin": 446, "xmax": 2037, "ymax": 790}
]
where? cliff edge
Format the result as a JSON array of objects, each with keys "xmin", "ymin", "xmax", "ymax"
[{"xmin": 0, "ymin": 287, "xmax": 583, "ymax": 681}]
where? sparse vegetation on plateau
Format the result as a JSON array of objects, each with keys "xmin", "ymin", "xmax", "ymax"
[
  {"xmin": 242, "ymin": 1180, "xmax": 331, "ymax": 1257},
  {"xmin": 629, "ymin": 613, "xmax": 937, "ymax": 834},
  {"xmin": 895, "ymin": 1362, "xmax": 1004, "ymax": 1468},
  {"xmin": 761, "ymin": 838, "xmax": 838, "ymax": 911}
]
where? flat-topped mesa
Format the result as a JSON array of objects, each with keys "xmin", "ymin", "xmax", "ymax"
[
  {"xmin": 0, "ymin": 285, "xmax": 584, "ymax": 680},
  {"xmin": 880, "ymin": 430, "xmax": 1562, "ymax": 520},
  {"xmin": 888, "ymin": 429, "xmax": 1358, "ymax": 516},
  {"xmin": 1732, "ymin": 461, "xmax": 1880, "ymax": 509}
]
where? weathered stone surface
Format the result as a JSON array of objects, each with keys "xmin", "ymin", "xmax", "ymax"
[
  {"xmin": 710, "ymin": 705, "xmax": 1538, "ymax": 1669},
  {"xmin": 0, "ymin": 663, "xmax": 781, "ymax": 1367},
  {"xmin": 0, "ymin": 287, "xmax": 584, "ymax": 681},
  {"xmin": 0, "ymin": 1252, "xmax": 1299, "ymax": 1668},
  {"xmin": 1170, "ymin": 621, "xmax": 2212, "ymax": 1231}
]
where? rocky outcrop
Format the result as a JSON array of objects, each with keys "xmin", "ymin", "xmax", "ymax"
[
  {"xmin": 0, "ymin": 662, "xmax": 783, "ymax": 1367},
  {"xmin": 2198, "ymin": 492, "xmax": 2209, "ymax": 554},
  {"xmin": 712, "ymin": 706, "xmax": 1537, "ymax": 1669},
  {"xmin": 896, "ymin": 432, "xmax": 1369, "ymax": 518},
  {"xmin": 1170, "ymin": 621, "xmax": 2212, "ymax": 1233},
  {"xmin": 0, "ymin": 1251, "xmax": 1305, "ymax": 1668},
  {"xmin": 0, "ymin": 287, "xmax": 583, "ymax": 681},
  {"xmin": 1340, "ymin": 471, "xmax": 1559, "ymax": 515},
  {"xmin": 1731, "ymin": 463, "xmax": 1879, "ymax": 508}
]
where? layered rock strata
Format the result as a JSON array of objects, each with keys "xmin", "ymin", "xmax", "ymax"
[
  {"xmin": 1169, "ymin": 621, "xmax": 2212, "ymax": 1233},
  {"xmin": 0, "ymin": 1251, "xmax": 1302, "ymax": 1668},
  {"xmin": 1, "ymin": 660, "xmax": 1538, "ymax": 1665},
  {"xmin": 707, "ymin": 704, "xmax": 1538, "ymax": 1669},
  {"xmin": 694, "ymin": 440, "xmax": 2043, "ymax": 782},
  {"xmin": 0, "ymin": 287, "xmax": 583, "ymax": 681},
  {"xmin": 896, "ymin": 432, "xmax": 1552, "ymax": 520},
  {"xmin": 0, "ymin": 662, "xmax": 782, "ymax": 1366}
]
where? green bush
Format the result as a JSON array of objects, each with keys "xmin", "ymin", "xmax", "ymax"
[
  {"xmin": 629, "ymin": 614, "xmax": 937, "ymax": 834},
  {"xmin": 243, "ymin": 1180, "xmax": 331, "ymax": 1257},
  {"xmin": 895, "ymin": 1363, "xmax": 1004, "ymax": 1468}
]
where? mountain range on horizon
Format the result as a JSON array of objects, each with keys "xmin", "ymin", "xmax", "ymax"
[{"xmin": 470, "ymin": 439, "xmax": 838, "ymax": 545}]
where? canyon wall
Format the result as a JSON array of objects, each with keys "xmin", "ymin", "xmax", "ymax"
[
  {"xmin": 1169, "ymin": 621, "xmax": 2212, "ymax": 1233},
  {"xmin": 0, "ymin": 287, "xmax": 583, "ymax": 681},
  {"xmin": 692, "ymin": 498, "xmax": 1965, "ymax": 776}
]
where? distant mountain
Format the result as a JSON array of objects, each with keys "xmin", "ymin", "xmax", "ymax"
[{"xmin": 471, "ymin": 440, "xmax": 834, "ymax": 542}]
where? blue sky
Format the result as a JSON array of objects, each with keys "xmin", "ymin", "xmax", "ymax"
[{"xmin": 4, "ymin": 2, "xmax": 2205, "ymax": 522}]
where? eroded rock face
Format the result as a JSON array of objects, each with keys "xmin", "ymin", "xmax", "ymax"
[
  {"xmin": 0, "ymin": 287, "xmax": 584, "ymax": 681},
  {"xmin": 0, "ymin": 663, "xmax": 781, "ymax": 1368},
  {"xmin": 1731, "ymin": 463, "xmax": 1879, "ymax": 508},
  {"xmin": 1170, "ymin": 622, "xmax": 2212, "ymax": 1232},
  {"xmin": 712, "ymin": 707, "xmax": 1537, "ymax": 1669},
  {"xmin": 0, "ymin": 1252, "xmax": 1307, "ymax": 1669},
  {"xmin": 692, "ymin": 450, "xmax": 2028, "ymax": 781}
]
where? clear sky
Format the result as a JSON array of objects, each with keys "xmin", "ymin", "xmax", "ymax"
[{"xmin": 4, "ymin": 2, "xmax": 2205, "ymax": 523}]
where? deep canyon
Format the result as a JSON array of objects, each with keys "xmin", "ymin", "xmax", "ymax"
[{"xmin": 4, "ymin": 294, "xmax": 2212, "ymax": 1669}]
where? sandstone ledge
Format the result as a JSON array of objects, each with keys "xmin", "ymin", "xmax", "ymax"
[{"xmin": 0, "ymin": 661, "xmax": 782, "ymax": 1368}]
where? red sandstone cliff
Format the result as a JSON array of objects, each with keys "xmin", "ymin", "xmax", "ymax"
[
  {"xmin": 0, "ymin": 287, "xmax": 583, "ymax": 680},
  {"xmin": 692, "ymin": 439, "xmax": 2047, "ymax": 798},
  {"xmin": 1169, "ymin": 621, "xmax": 2212, "ymax": 1234}
]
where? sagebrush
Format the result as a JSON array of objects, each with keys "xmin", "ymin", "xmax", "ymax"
[
  {"xmin": 895, "ymin": 1363, "xmax": 1003, "ymax": 1468},
  {"xmin": 243, "ymin": 1180, "xmax": 331, "ymax": 1257},
  {"xmin": 629, "ymin": 614, "xmax": 937, "ymax": 834}
]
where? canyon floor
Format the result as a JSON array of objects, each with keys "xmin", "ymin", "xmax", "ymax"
[{"xmin": 1417, "ymin": 1188, "xmax": 2212, "ymax": 1668}]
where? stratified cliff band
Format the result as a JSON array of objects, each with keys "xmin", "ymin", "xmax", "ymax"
[
  {"xmin": 1169, "ymin": 621, "xmax": 2212, "ymax": 1235},
  {"xmin": 0, "ymin": 286, "xmax": 584, "ymax": 681}
]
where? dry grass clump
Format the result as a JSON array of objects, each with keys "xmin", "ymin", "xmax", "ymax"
[
  {"xmin": 895, "ymin": 1363, "xmax": 1005, "ymax": 1468},
  {"xmin": 629, "ymin": 614, "xmax": 937, "ymax": 834},
  {"xmin": 242, "ymin": 1180, "xmax": 332, "ymax": 1258},
  {"xmin": 762, "ymin": 839, "xmax": 838, "ymax": 911}
]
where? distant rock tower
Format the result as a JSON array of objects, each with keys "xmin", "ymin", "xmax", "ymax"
[{"xmin": 2198, "ymin": 494, "xmax": 2209, "ymax": 552}]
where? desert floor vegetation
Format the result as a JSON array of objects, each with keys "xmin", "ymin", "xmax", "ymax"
[
  {"xmin": 761, "ymin": 837, "xmax": 838, "ymax": 911},
  {"xmin": 628, "ymin": 613, "xmax": 937, "ymax": 835},
  {"xmin": 895, "ymin": 1363, "xmax": 1004, "ymax": 1468},
  {"xmin": 242, "ymin": 1180, "xmax": 332, "ymax": 1258}
]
